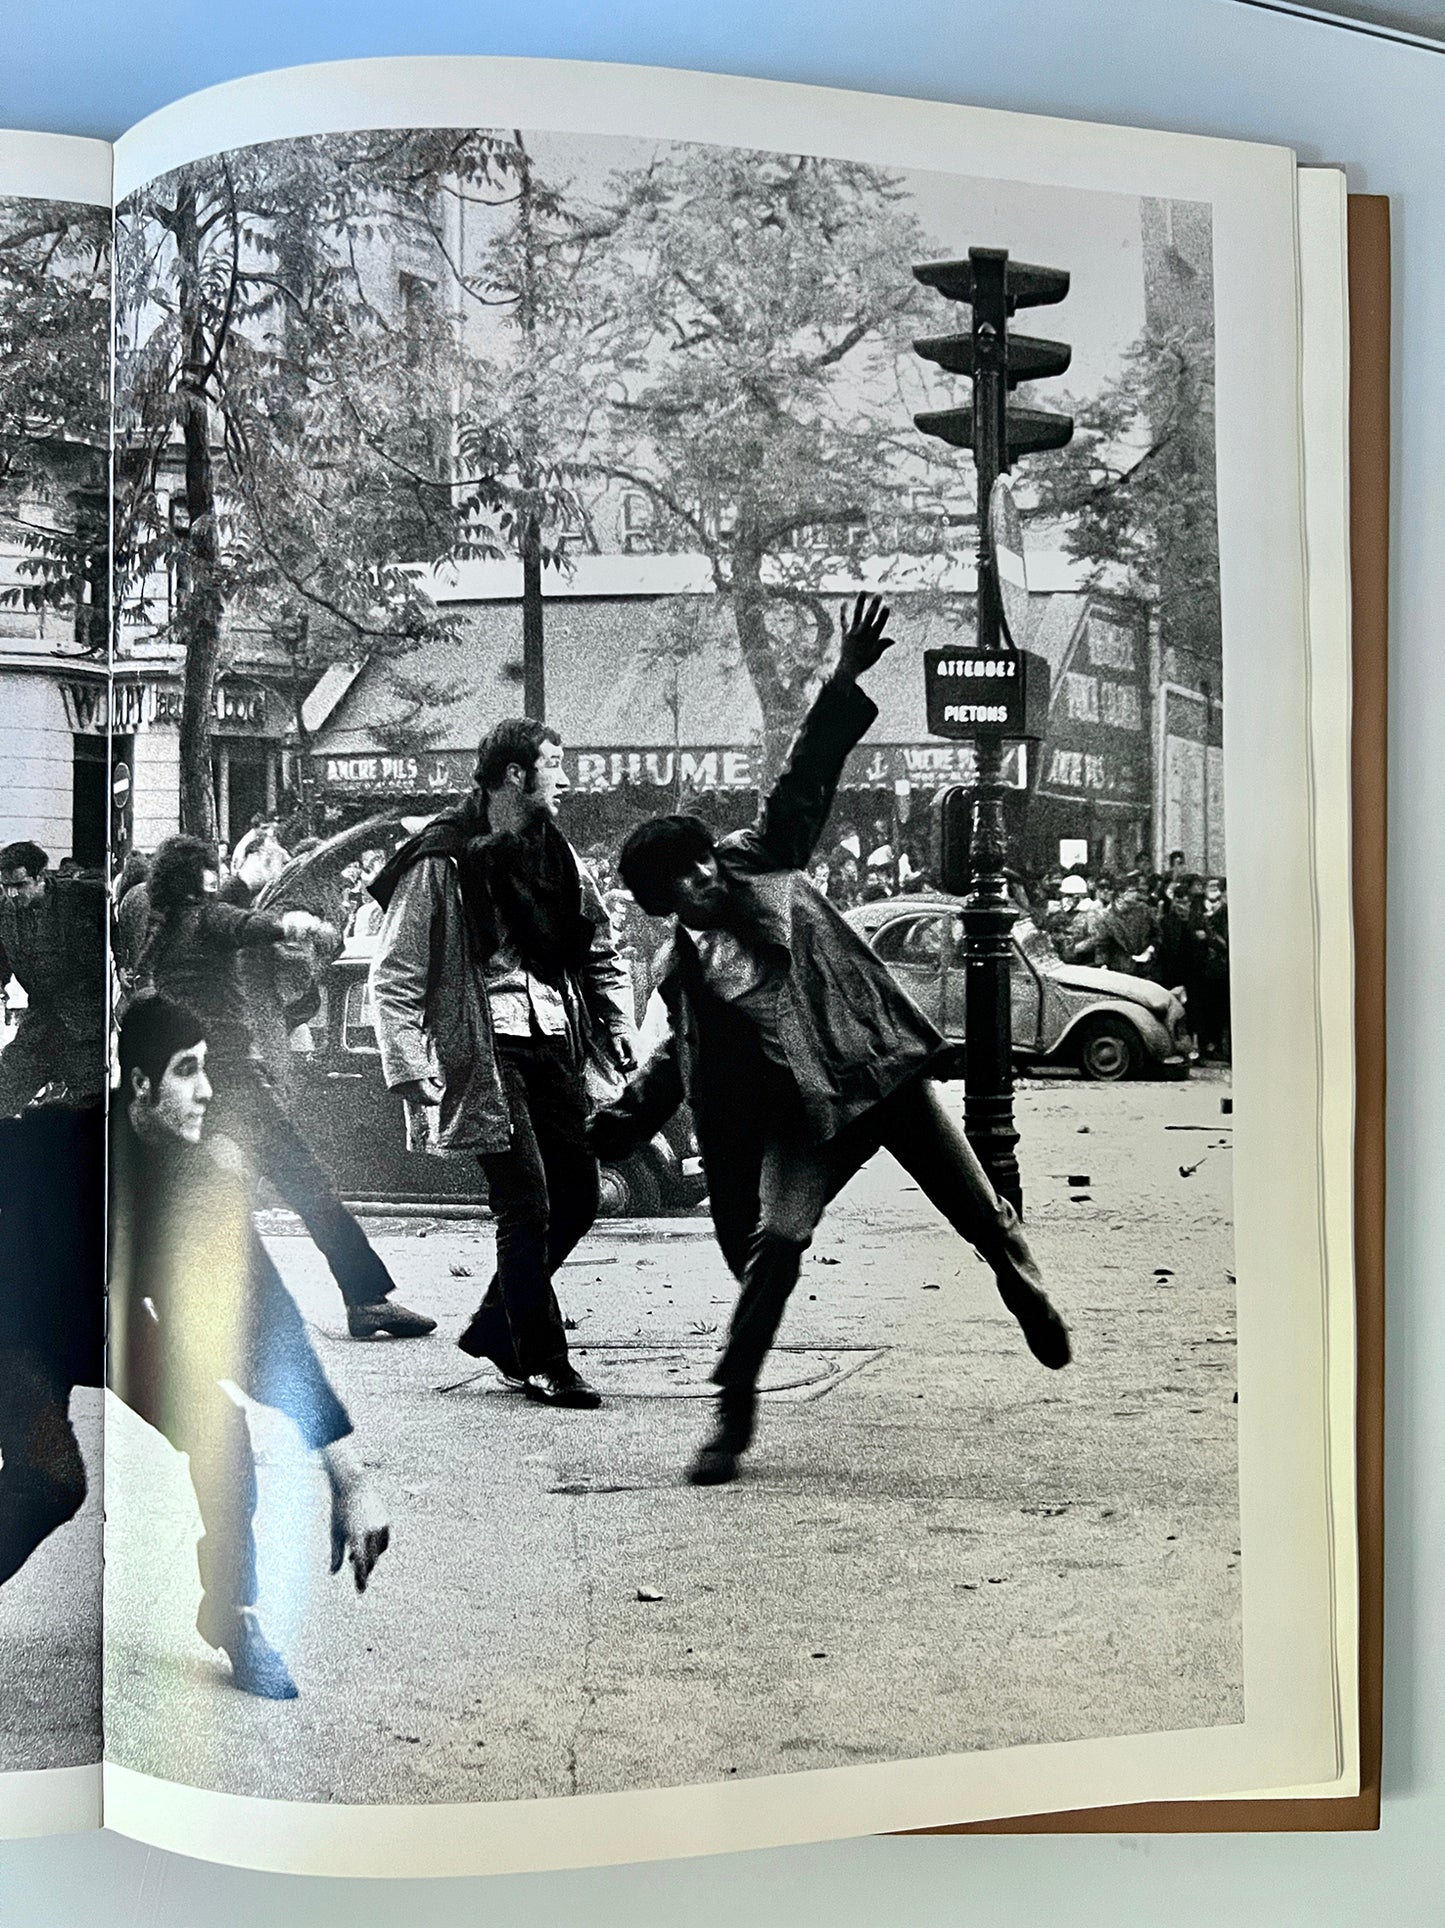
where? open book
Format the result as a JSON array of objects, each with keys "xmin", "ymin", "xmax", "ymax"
[{"xmin": 0, "ymin": 55, "xmax": 1373, "ymax": 1875}]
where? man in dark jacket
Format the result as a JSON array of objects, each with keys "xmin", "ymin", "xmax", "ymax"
[
  {"xmin": 0, "ymin": 1100, "xmax": 104, "ymax": 1589},
  {"xmin": 368, "ymin": 720, "xmax": 636, "ymax": 1409},
  {"xmin": 110, "ymin": 997, "xmax": 390, "ymax": 1699},
  {"xmin": 0, "ymin": 841, "xmax": 108, "ymax": 1113},
  {"xmin": 138, "ymin": 834, "xmax": 434, "ymax": 1341},
  {"xmin": 592, "ymin": 596, "xmax": 1070, "ymax": 1485}
]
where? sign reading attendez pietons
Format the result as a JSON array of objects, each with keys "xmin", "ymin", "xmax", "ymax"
[{"xmin": 923, "ymin": 646, "xmax": 1050, "ymax": 742}]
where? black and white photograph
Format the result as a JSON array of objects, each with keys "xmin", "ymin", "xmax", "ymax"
[
  {"xmin": 98, "ymin": 116, "xmax": 1242, "ymax": 1809},
  {"xmin": 0, "ymin": 186, "xmax": 111, "ymax": 1778}
]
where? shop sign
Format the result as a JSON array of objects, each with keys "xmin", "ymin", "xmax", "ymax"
[
  {"xmin": 844, "ymin": 742, "xmax": 1027, "ymax": 792},
  {"xmin": 61, "ymin": 678, "xmax": 271, "ymax": 735},
  {"xmin": 318, "ymin": 740, "xmax": 1027, "ymax": 798}
]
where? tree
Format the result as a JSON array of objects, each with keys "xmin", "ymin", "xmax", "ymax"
[
  {"xmin": 575, "ymin": 146, "xmax": 944, "ymax": 777},
  {"xmin": 114, "ymin": 131, "xmax": 526, "ymax": 838},
  {"xmin": 1030, "ymin": 321, "xmax": 1220, "ymax": 669},
  {"xmin": 450, "ymin": 134, "xmax": 607, "ymax": 718},
  {"xmin": 0, "ymin": 197, "xmax": 110, "ymax": 651}
]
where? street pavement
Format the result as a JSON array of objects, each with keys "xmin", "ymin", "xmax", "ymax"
[
  {"xmin": 0, "ymin": 1388, "xmax": 103, "ymax": 1773},
  {"xmin": 103, "ymin": 1070, "xmax": 1242, "ymax": 1804}
]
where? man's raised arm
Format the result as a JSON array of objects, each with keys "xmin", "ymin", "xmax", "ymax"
[{"xmin": 739, "ymin": 593, "xmax": 896, "ymax": 874}]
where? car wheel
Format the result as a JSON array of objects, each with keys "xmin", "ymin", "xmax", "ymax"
[
  {"xmin": 597, "ymin": 1155, "xmax": 664, "ymax": 1219},
  {"xmin": 1075, "ymin": 1014, "xmax": 1143, "ymax": 1082}
]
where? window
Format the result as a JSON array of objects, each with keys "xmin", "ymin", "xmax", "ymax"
[
  {"xmin": 871, "ymin": 914, "xmax": 945, "ymax": 967},
  {"xmin": 1063, "ymin": 672, "xmax": 1100, "ymax": 721},
  {"xmin": 621, "ymin": 492, "xmax": 654, "ymax": 555},
  {"xmin": 1100, "ymin": 681, "xmax": 1142, "ymax": 730},
  {"xmin": 341, "ymin": 979, "xmax": 380, "ymax": 1054},
  {"xmin": 1088, "ymin": 618, "xmax": 1136, "ymax": 671}
]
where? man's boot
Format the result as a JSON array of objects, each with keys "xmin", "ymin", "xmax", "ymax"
[
  {"xmin": 687, "ymin": 1387, "xmax": 757, "ymax": 1487},
  {"xmin": 197, "ymin": 1597, "xmax": 298, "ymax": 1700}
]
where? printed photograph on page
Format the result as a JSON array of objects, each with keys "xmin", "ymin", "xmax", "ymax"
[
  {"xmin": 0, "ymin": 190, "xmax": 110, "ymax": 1774},
  {"xmin": 104, "ymin": 126, "xmax": 1240, "ymax": 1804}
]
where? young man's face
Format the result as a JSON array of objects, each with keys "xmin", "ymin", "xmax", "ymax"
[
  {"xmin": 0, "ymin": 865, "xmax": 45, "ymax": 907},
  {"xmin": 666, "ymin": 852, "xmax": 731, "ymax": 930},
  {"xmin": 133, "ymin": 1041, "xmax": 212, "ymax": 1145},
  {"xmin": 524, "ymin": 740, "xmax": 570, "ymax": 818}
]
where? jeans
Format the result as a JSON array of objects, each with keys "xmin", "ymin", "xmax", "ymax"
[
  {"xmin": 119, "ymin": 1235, "xmax": 352, "ymax": 1624},
  {"xmin": 712, "ymin": 1074, "xmax": 1048, "ymax": 1394},
  {"xmin": 205, "ymin": 1056, "xmax": 397, "ymax": 1309},
  {"xmin": 466, "ymin": 1036, "xmax": 599, "ymax": 1378}
]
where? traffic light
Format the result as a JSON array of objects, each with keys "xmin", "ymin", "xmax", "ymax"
[
  {"xmin": 912, "ymin": 249, "xmax": 1074, "ymax": 480},
  {"xmin": 935, "ymin": 782, "xmax": 971, "ymax": 895}
]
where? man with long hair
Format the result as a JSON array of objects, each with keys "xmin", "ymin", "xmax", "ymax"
[
  {"xmin": 591, "ymin": 596, "xmax": 1070, "ymax": 1485},
  {"xmin": 368, "ymin": 718, "xmax": 636, "ymax": 1408},
  {"xmin": 110, "ymin": 997, "xmax": 389, "ymax": 1699},
  {"xmin": 138, "ymin": 834, "xmax": 434, "ymax": 1341}
]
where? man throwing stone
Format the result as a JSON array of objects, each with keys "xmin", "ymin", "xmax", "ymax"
[{"xmin": 590, "ymin": 595, "xmax": 1071, "ymax": 1485}]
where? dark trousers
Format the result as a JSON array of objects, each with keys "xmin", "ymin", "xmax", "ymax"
[
  {"xmin": 120, "ymin": 1238, "xmax": 352, "ymax": 1624},
  {"xmin": 709, "ymin": 1074, "xmax": 1047, "ymax": 1396},
  {"xmin": 0, "ymin": 1346, "xmax": 87, "ymax": 1587},
  {"xmin": 206, "ymin": 1056, "xmax": 396, "ymax": 1309},
  {"xmin": 0, "ymin": 1014, "xmax": 103, "ymax": 1115},
  {"xmin": 467, "ymin": 1036, "xmax": 599, "ymax": 1378},
  {"xmin": 161, "ymin": 1389, "xmax": 262, "ymax": 1620}
]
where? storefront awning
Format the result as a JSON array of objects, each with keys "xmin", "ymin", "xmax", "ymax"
[{"xmin": 309, "ymin": 589, "xmax": 1085, "ymax": 794}]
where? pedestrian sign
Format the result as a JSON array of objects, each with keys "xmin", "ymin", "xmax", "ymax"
[{"xmin": 923, "ymin": 647, "xmax": 1049, "ymax": 741}]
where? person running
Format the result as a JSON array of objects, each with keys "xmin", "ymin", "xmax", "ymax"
[
  {"xmin": 0, "ymin": 841, "xmax": 108, "ymax": 1113},
  {"xmin": 137, "ymin": 834, "xmax": 435, "ymax": 1341},
  {"xmin": 368, "ymin": 718, "xmax": 636, "ymax": 1408},
  {"xmin": 590, "ymin": 595, "xmax": 1070, "ymax": 1486},
  {"xmin": 109, "ymin": 997, "xmax": 390, "ymax": 1699}
]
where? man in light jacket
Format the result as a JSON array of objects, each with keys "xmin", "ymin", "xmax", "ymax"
[
  {"xmin": 367, "ymin": 720, "xmax": 636, "ymax": 1409},
  {"xmin": 591, "ymin": 596, "xmax": 1070, "ymax": 1484}
]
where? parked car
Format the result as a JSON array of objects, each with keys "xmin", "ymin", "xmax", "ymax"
[
  {"xmin": 256, "ymin": 817, "xmax": 706, "ymax": 1215},
  {"xmin": 845, "ymin": 894, "xmax": 1193, "ymax": 1081}
]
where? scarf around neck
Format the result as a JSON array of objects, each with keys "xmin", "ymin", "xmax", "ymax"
[{"xmin": 371, "ymin": 797, "xmax": 594, "ymax": 984}]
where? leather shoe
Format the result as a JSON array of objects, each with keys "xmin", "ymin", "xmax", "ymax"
[
  {"xmin": 346, "ymin": 1299, "xmax": 437, "ymax": 1340},
  {"xmin": 523, "ymin": 1366, "xmax": 603, "ymax": 1409},
  {"xmin": 997, "ymin": 1277, "xmax": 1072, "ymax": 1370},
  {"xmin": 687, "ymin": 1439, "xmax": 741, "ymax": 1486},
  {"xmin": 197, "ymin": 1601, "xmax": 298, "ymax": 1700},
  {"xmin": 686, "ymin": 1390, "xmax": 756, "ymax": 1486}
]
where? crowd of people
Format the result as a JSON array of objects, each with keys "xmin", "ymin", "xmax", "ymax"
[
  {"xmin": 1026, "ymin": 856, "xmax": 1231, "ymax": 1062},
  {"xmin": 0, "ymin": 594, "xmax": 1079, "ymax": 1701}
]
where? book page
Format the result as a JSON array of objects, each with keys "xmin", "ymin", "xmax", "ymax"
[
  {"xmin": 0, "ymin": 128, "xmax": 112, "ymax": 1840},
  {"xmin": 101, "ymin": 57, "xmax": 1351, "ymax": 1873}
]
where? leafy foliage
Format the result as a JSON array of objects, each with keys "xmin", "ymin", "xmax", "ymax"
[
  {"xmin": 571, "ymin": 146, "xmax": 947, "ymax": 771},
  {"xmin": 114, "ymin": 131, "xmax": 531, "ymax": 833},
  {"xmin": 0, "ymin": 197, "xmax": 110, "ymax": 649},
  {"xmin": 1030, "ymin": 322, "xmax": 1220, "ymax": 665}
]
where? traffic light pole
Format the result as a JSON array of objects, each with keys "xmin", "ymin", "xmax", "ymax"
[
  {"xmin": 961, "ymin": 252, "xmax": 1022, "ymax": 1213},
  {"xmin": 912, "ymin": 245, "xmax": 1074, "ymax": 1217}
]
